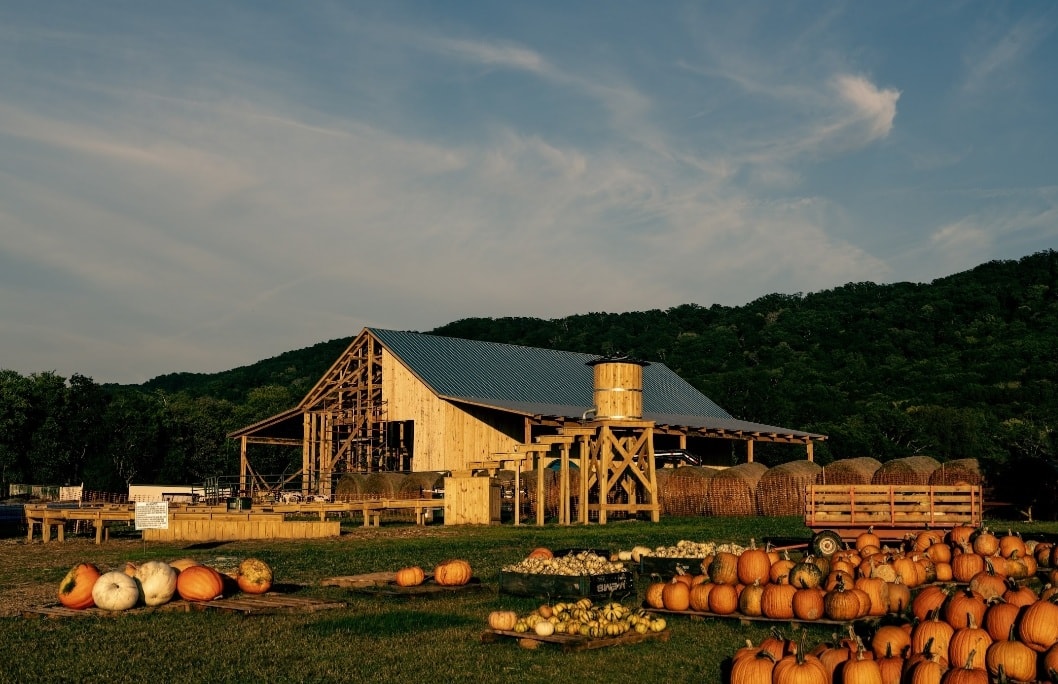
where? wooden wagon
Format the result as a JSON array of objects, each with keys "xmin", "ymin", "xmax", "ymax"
[{"xmin": 804, "ymin": 484, "xmax": 984, "ymax": 555}]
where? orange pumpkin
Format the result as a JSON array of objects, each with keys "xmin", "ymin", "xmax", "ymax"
[
  {"xmin": 433, "ymin": 559, "xmax": 472, "ymax": 586},
  {"xmin": 236, "ymin": 558, "xmax": 273, "ymax": 594},
  {"xmin": 57, "ymin": 562, "xmax": 102, "ymax": 610},
  {"xmin": 176, "ymin": 564, "xmax": 225, "ymax": 601},
  {"xmin": 526, "ymin": 547, "xmax": 553, "ymax": 560},
  {"xmin": 663, "ymin": 579, "xmax": 692, "ymax": 612},
  {"xmin": 394, "ymin": 565, "xmax": 425, "ymax": 587}
]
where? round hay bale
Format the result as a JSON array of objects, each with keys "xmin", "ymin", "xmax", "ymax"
[
  {"xmin": 659, "ymin": 466, "xmax": 715, "ymax": 517},
  {"xmin": 816, "ymin": 457, "xmax": 882, "ymax": 485},
  {"xmin": 928, "ymin": 458, "xmax": 983, "ymax": 487},
  {"xmin": 363, "ymin": 472, "xmax": 407, "ymax": 498},
  {"xmin": 398, "ymin": 471, "xmax": 444, "ymax": 499},
  {"xmin": 757, "ymin": 460, "xmax": 822, "ymax": 517},
  {"xmin": 334, "ymin": 473, "xmax": 369, "ymax": 501},
  {"xmin": 522, "ymin": 468, "xmax": 559, "ymax": 519},
  {"xmin": 871, "ymin": 456, "xmax": 941, "ymax": 486},
  {"xmin": 704, "ymin": 462, "xmax": 768, "ymax": 516}
]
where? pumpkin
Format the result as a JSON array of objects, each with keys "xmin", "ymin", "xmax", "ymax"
[
  {"xmin": 534, "ymin": 620, "xmax": 555, "ymax": 637},
  {"xmin": 912, "ymin": 611, "xmax": 955, "ymax": 659},
  {"xmin": 967, "ymin": 559, "xmax": 1006, "ymax": 600},
  {"xmin": 433, "ymin": 559, "xmax": 472, "ymax": 586},
  {"xmin": 488, "ymin": 610, "xmax": 517, "ymax": 631},
  {"xmin": 984, "ymin": 625, "xmax": 1037, "ymax": 683},
  {"xmin": 176, "ymin": 564, "xmax": 224, "ymax": 601},
  {"xmin": 998, "ymin": 530, "xmax": 1026, "ymax": 559},
  {"xmin": 237, "ymin": 558, "xmax": 274, "ymax": 594},
  {"xmin": 168, "ymin": 558, "xmax": 200, "ymax": 572},
  {"xmin": 92, "ymin": 570, "xmax": 141, "ymax": 611},
  {"xmin": 526, "ymin": 547, "xmax": 553, "ymax": 560},
  {"xmin": 708, "ymin": 551, "xmax": 740, "ymax": 585},
  {"xmin": 792, "ymin": 587, "xmax": 825, "ymax": 622},
  {"xmin": 970, "ymin": 528, "xmax": 999, "ymax": 557},
  {"xmin": 57, "ymin": 562, "xmax": 102, "ymax": 610},
  {"xmin": 689, "ymin": 582, "xmax": 714, "ymax": 612},
  {"xmin": 739, "ymin": 580, "xmax": 765, "ymax": 617},
  {"xmin": 729, "ymin": 650, "xmax": 776, "ymax": 684},
  {"xmin": 824, "ymin": 577, "xmax": 862, "ymax": 622},
  {"xmin": 737, "ymin": 539, "xmax": 772, "ymax": 586},
  {"xmin": 789, "ymin": 560, "xmax": 824, "ymax": 589},
  {"xmin": 941, "ymin": 651, "xmax": 989, "ymax": 684},
  {"xmin": 876, "ymin": 643, "xmax": 905, "ymax": 684},
  {"xmin": 645, "ymin": 581, "xmax": 666, "ymax": 609},
  {"xmin": 706, "ymin": 583, "xmax": 738, "ymax": 615},
  {"xmin": 770, "ymin": 551, "xmax": 796, "ymax": 584},
  {"xmin": 1017, "ymin": 597, "xmax": 1058, "ymax": 652},
  {"xmin": 662, "ymin": 579, "xmax": 691, "ymax": 612},
  {"xmin": 840, "ymin": 647, "xmax": 884, "ymax": 684},
  {"xmin": 392, "ymin": 565, "xmax": 425, "ymax": 587},
  {"xmin": 872, "ymin": 624, "xmax": 911, "ymax": 660},
  {"xmin": 948, "ymin": 614, "xmax": 992, "ymax": 671},
  {"xmin": 943, "ymin": 589, "xmax": 987, "ymax": 630},
  {"xmin": 761, "ymin": 582, "xmax": 797, "ymax": 620},
  {"xmin": 887, "ymin": 579, "xmax": 912, "ymax": 615},
  {"xmin": 123, "ymin": 561, "xmax": 139, "ymax": 577},
  {"xmin": 952, "ymin": 552, "xmax": 986, "ymax": 583},
  {"xmin": 982, "ymin": 601, "xmax": 1022, "ymax": 643},
  {"xmin": 772, "ymin": 632, "xmax": 828, "ymax": 684},
  {"xmin": 855, "ymin": 576, "xmax": 891, "ymax": 617},
  {"xmin": 133, "ymin": 560, "xmax": 178, "ymax": 606},
  {"xmin": 856, "ymin": 527, "xmax": 881, "ymax": 552}
]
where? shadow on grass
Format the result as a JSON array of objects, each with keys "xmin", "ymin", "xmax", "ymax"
[
  {"xmin": 182, "ymin": 541, "xmax": 233, "ymax": 550},
  {"xmin": 305, "ymin": 610, "xmax": 478, "ymax": 638}
]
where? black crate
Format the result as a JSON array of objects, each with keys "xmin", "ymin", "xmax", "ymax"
[{"xmin": 498, "ymin": 570, "xmax": 635, "ymax": 599}]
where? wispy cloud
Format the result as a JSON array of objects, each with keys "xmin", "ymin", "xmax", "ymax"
[{"xmin": 962, "ymin": 10, "xmax": 1058, "ymax": 94}]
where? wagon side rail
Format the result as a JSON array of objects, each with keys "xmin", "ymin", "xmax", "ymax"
[{"xmin": 805, "ymin": 484, "xmax": 983, "ymax": 542}]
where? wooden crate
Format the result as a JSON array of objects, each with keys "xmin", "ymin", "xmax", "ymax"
[
  {"xmin": 443, "ymin": 476, "xmax": 500, "ymax": 525},
  {"xmin": 481, "ymin": 628, "xmax": 669, "ymax": 652}
]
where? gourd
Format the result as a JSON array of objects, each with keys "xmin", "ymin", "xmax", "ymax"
[
  {"xmin": 92, "ymin": 570, "xmax": 141, "ymax": 611},
  {"xmin": 534, "ymin": 620, "xmax": 555, "ymax": 637},
  {"xmin": 488, "ymin": 610, "xmax": 518, "ymax": 631},
  {"xmin": 168, "ymin": 558, "xmax": 200, "ymax": 572},
  {"xmin": 394, "ymin": 565, "xmax": 425, "ymax": 587},
  {"xmin": 134, "ymin": 560, "xmax": 178, "ymax": 606},
  {"xmin": 57, "ymin": 562, "xmax": 102, "ymax": 610},
  {"xmin": 176, "ymin": 564, "xmax": 225, "ymax": 601},
  {"xmin": 237, "ymin": 558, "xmax": 274, "ymax": 594},
  {"xmin": 433, "ymin": 559, "xmax": 472, "ymax": 586}
]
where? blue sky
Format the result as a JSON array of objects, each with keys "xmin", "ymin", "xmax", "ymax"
[{"xmin": 1, "ymin": 2, "xmax": 1055, "ymax": 384}]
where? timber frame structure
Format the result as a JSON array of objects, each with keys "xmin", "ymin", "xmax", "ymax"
[{"xmin": 229, "ymin": 328, "xmax": 827, "ymax": 519}]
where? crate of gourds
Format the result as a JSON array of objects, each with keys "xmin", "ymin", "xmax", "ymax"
[{"xmin": 499, "ymin": 548, "xmax": 634, "ymax": 599}]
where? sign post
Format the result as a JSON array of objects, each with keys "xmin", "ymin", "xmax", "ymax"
[{"xmin": 135, "ymin": 502, "xmax": 169, "ymax": 549}]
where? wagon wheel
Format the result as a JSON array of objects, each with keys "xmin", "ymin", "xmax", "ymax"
[{"xmin": 811, "ymin": 530, "xmax": 844, "ymax": 557}]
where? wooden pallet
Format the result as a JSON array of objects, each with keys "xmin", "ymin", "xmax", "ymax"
[
  {"xmin": 196, "ymin": 593, "xmax": 347, "ymax": 614},
  {"xmin": 481, "ymin": 628, "xmax": 670, "ymax": 652},
  {"xmin": 23, "ymin": 593, "xmax": 346, "ymax": 618},
  {"xmin": 322, "ymin": 573, "xmax": 486, "ymax": 596},
  {"xmin": 643, "ymin": 606, "xmax": 860, "ymax": 627}
]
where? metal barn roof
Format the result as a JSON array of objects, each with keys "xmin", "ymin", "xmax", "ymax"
[{"xmin": 370, "ymin": 328, "xmax": 733, "ymax": 421}]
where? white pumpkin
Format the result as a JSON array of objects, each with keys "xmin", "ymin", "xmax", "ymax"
[
  {"xmin": 92, "ymin": 570, "xmax": 141, "ymax": 611},
  {"xmin": 534, "ymin": 620, "xmax": 556, "ymax": 637},
  {"xmin": 134, "ymin": 560, "xmax": 178, "ymax": 606}
]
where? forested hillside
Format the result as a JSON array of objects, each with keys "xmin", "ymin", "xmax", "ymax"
[{"xmin": 2, "ymin": 250, "xmax": 1055, "ymax": 515}]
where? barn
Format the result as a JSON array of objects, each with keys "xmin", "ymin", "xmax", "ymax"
[{"xmin": 229, "ymin": 328, "xmax": 825, "ymax": 522}]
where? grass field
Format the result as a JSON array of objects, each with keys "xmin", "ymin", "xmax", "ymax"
[{"xmin": 2, "ymin": 515, "xmax": 1054, "ymax": 683}]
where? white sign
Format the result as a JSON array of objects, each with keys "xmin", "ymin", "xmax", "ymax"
[{"xmin": 135, "ymin": 501, "xmax": 170, "ymax": 530}]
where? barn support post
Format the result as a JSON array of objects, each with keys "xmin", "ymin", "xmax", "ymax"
[
  {"xmin": 746, "ymin": 440, "xmax": 754, "ymax": 463},
  {"xmin": 806, "ymin": 440, "xmax": 814, "ymax": 462},
  {"xmin": 239, "ymin": 436, "xmax": 248, "ymax": 496}
]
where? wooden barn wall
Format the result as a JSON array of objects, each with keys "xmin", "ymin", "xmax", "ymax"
[{"xmin": 381, "ymin": 350, "xmax": 523, "ymax": 472}]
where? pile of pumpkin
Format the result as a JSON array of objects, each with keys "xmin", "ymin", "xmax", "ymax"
[
  {"xmin": 393, "ymin": 558, "xmax": 473, "ymax": 587},
  {"xmin": 727, "ymin": 589, "xmax": 1058, "ymax": 684},
  {"xmin": 644, "ymin": 537, "xmax": 912, "ymax": 622},
  {"xmin": 56, "ymin": 557, "xmax": 273, "ymax": 612},
  {"xmin": 487, "ymin": 598, "xmax": 667, "ymax": 647}
]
